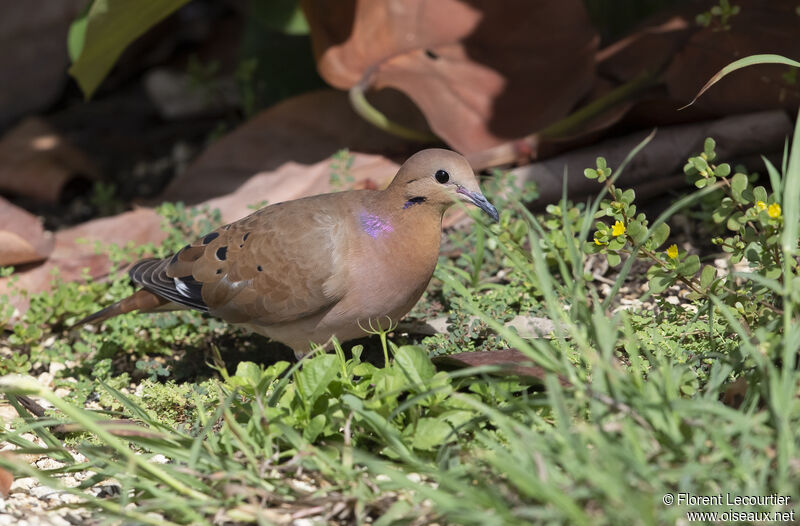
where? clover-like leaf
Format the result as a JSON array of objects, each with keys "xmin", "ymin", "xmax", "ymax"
[
  {"xmin": 647, "ymin": 266, "xmax": 674, "ymax": 294},
  {"xmin": 677, "ymin": 254, "xmax": 700, "ymax": 277},
  {"xmin": 620, "ymin": 188, "xmax": 636, "ymax": 205},
  {"xmin": 726, "ymin": 211, "xmax": 746, "ymax": 231},
  {"xmin": 607, "ymin": 237, "xmax": 626, "ymax": 251},
  {"xmin": 627, "ymin": 220, "xmax": 648, "ymax": 245},
  {"xmin": 712, "ymin": 198, "xmax": 735, "ymax": 224},
  {"xmin": 753, "ymin": 185, "xmax": 768, "ymax": 203},
  {"xmin": 700, "ymin": 265, "xmax": 717, "ymax": 289},
  {"xmin": 703, "ymin": 137, "xmax": 717, "ymax": 160},
  {"xmin": 649, "ymin": 223, "xmax": 670, "ymax": 250},
  {"xmin": 692, "ymin": 157, "xmax": 710, "ymax": 173},
  {"xmin": 744, "ymin": 241, "xmax": 763, "ymax": 261},
  {"xmin": 730, "ymin": 172, "xmax": 748, "ymax": 202}
]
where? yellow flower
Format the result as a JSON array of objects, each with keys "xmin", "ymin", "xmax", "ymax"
[
  {"xmin": 768, "ymin": 203, "xmax": 781, "ymax": 219},
  {"xmin": 666, "ymin": 244, "xmax": 678, "ymax": 259},
  {"xmin": 611, "ymin": 220, "xmax": 626, "ymax": 237},
  {"xmin": 594, "ymin": 237, "xmax": 606, "ymax": 246},
  {"xmin": 754, "ymin": 201, "xmax": 767, "ymax": 212}
]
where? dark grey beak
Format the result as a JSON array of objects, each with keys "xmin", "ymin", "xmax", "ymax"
[{"xmin": 457, "ymin": 187, "xmax": 500, "ymax": 222}]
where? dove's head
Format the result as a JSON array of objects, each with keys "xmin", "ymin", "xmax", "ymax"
[{"xmin": 391, "ymin": 148, "xmax": 499, "ymax": 221}]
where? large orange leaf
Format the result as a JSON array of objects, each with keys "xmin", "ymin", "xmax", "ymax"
[{"xmin": 302, "ymin": 0, "xmax": 598, "ymax": 153}]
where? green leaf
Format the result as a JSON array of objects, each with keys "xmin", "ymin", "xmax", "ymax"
[
  {"xmin": 303, "ymin": 414, "xmax": 326, "ymax": 442},
  {"xmin": 607, "ymin": 252, "xmax": 621, "ymax": 267},
  {"xmin": 67, "ymin": 1, "xmax": 93, "ymax": 62},
  {"xmin": 229, "ymin": 362, "xmax": 262, "ymax": 389},
  {"xmin": 627, "ymin": 220, "xmax": 648, "ymax": 244},
  {"xmin": 782, "ymin": 107, "xmax": 800, "ymax": 257},
  {"xmin": 700, "ymin": 265, "xmax": 716, "ymax": 289},
  {"xmin": 393, "ymin": 346, "xmax": 435, "ymax": 389},
  {"xmin": 684, "ymin": 54, "xmax": 800, "ymax": 109},
  {"xmin": 410, "ymin": 411, "xmax": 474, "ymax": 450},
  {"xmin": 704, "ymin": 137, "xmax": 716, "ymax": 157},
  {"xmin": 620, "ymin": 189, "xmax": 635, "ymax": 205},
  {"xmin": 607, "ymin": 237, "xmax": 626, "ymax": 251},
  {"xmin": 716, "ymin": 163, "xmax": 731, "ymax": 177},
  {"xmin": 295, "ymin": 354, "xmax": 339, "ymax": 407},
  {"xmin": 712, "ymin": 198, "xmax": 735, "ymax": 224},
  {"xmin": 730, "ymin": 172, "xmax": 748, "ymax": 202},
  {"xmin": 647, "ymin": 267, "xmax": 674, "ymax": 294},
  {"xmin": 753, "ymin": 185, "xmax": 768, "ymax": 203},
  {"xmin": 744, "ymin": 241, "xmax": 763, "ymax": 261},
  {"xmin": 762, "ymin": 156, "xmax": 783, "ymax": 202},
  {"xmin": 691, "ymin": 157, "xmax": 709, "ymax": 173},
  {"xmin": 726, "ymin": 211, "xmax": 745, "ymax": 231},
  {"xmin": 250, "ymin": 0, "xmax": 309, "ymax": 35},
  {"xmin": 69, "ymin": 0, "xmax": 192, "ymax": 98},
  {"xmin": 677, "ymin": 255, "xmax": 700, "ymax": 277},
  {"xmin": 649, "ymin": 223, "xmax": 670, "ymax": 249}
]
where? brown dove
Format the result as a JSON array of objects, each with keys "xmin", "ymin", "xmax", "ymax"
[{"xmin": 75, "ymin": 149, "xmax": 498, "ymax": 357}]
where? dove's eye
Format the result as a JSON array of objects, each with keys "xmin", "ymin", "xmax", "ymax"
[{"xmin": 435, "ymin": 169, "xmax": 450, "ymax": 184}]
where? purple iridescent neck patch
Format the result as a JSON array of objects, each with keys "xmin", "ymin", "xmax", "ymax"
[{"xmin": 360, "ymin": 212, "xmax": 394, "ymax": 239}]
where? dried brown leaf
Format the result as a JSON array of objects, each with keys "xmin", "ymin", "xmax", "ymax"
[
  {"xmin": 159, "ymin": 89, "xmax": 416, "ymax": 205},
  {"xmin": 0, "ymin": 196, "xmax": 53, "ymax": 266},
  {"xmin": 0, "ymin": 117, "xmax": 98, "ymax": 203},
  {"xmin": 303, "ymin": 0, "xmax": 598, "ymax": 153}
]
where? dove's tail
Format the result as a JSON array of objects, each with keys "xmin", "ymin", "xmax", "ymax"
[{"xmin": 71, "ymin": 289, "xmax": 169, "ymax": 328}]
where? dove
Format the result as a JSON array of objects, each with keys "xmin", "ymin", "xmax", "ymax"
[{"xmin": 75, "ymin": 149, "xmax": 499, "ymax": 357}]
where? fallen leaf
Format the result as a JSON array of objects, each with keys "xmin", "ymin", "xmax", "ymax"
[
  {"xmin": 0, "ymin": 197, "xmax": 54, "ymax": 266},
  {"xmin": 159, "ymin": 89, "xmax": 417, "ymax": 205},
  {"xmin": 302, "ymin": 0, "xmax": 598, "ymax": 153},
  {"xmin": 598, "ymin": 13, "xmax": 694, "ymax": 84},
  {"xmin": 200, "ymin": 154, "xmax": 398, "ymax": 222},
  {"xmin": 0, "ymin": 117, "xmax": 99, "ymax": 203},
  {"xmin": 0, "ymin": 208, "xmax": 164, "ymax": 318}
]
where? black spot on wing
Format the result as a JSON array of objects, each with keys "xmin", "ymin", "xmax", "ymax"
[
  {"xmin": 216, "ymin": 246, "xmax": 227, "ymax": 260},
  {"xmin": 203, "ymin": 232, "xmax": 219, "ymax": 244}
]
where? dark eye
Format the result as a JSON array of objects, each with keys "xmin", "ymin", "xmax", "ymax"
[{"xmin": 435, "ymin": 169, "xmax": 450, "ymax": 184}]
